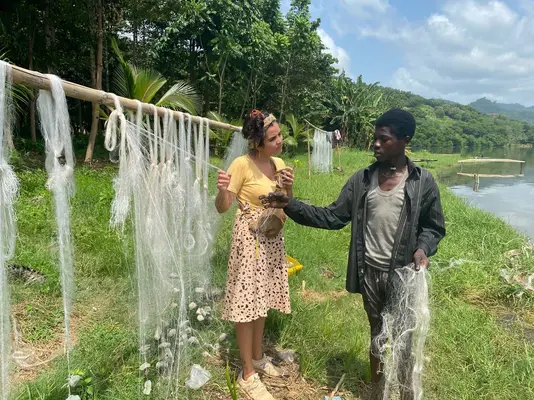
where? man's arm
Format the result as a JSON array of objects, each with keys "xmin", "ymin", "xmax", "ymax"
[
  {"xmin": 416, "ymin": 173, "xmax": 446, "ymax": 258},
  {"xmin": 283, "ymin": 176, "xmax": 355, "ymax": 230}
]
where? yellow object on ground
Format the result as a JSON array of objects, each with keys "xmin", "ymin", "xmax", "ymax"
[{"xmin": 286, "ymin": 255, "xmax": 303, "ymax": 276}]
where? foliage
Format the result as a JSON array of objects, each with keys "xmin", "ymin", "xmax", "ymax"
[
  {"xmin": 225, "ymin": 362, "xmax": 238, "ymax": 400},
  {"xmin": 13, "ymin": 151, "xmax": 534, "ymax": 399},
  {"xmin": 1, "ymin": 0, "xmax": 534, "ymax": 154},
  {"xmin": 111, "ymin": 39, "xmax": 201, "ymax": 114},
  {"xmin": 64, "ymin": 369, "xmax": 94, "ymax": 400},
  {"xmin": 283, "ymin": 113, "xmax": 311, "ymax": 154},
  {"xmin": 470, "ymin": 97, "xmax": 534, "ymax": 124},
  {"xmin": 382, "ymin": 87, "xmax": 534, "ymax": 149},
  {"xmin": 325, "ymin": 73, "xmax": 389, "ymax": 148}
]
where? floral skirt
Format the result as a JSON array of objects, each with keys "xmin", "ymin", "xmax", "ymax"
[{"xmin": 222, "ymin": 207, "xmax": 291, "ymax": 323}]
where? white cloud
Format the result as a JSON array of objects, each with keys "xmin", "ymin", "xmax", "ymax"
[
  {"xmin": 318, "ymin": 28, "xmax": 351, "ymax": 73},
  {"xmin": 340, "ymin": 0, "xmax": 389, "ymax": 16},
  {"xmin": 358, "ymin": 0, "xmax": 534, "ymax": 105}
]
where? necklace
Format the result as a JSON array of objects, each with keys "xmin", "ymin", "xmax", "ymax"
[{"xmin": 379, "ymin": 167, "xmax": 407, "ymax": 178}]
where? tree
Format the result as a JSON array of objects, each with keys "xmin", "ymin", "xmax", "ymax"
[{"xmin": 85, "ymin": 0, "xmax": 104, "ymax": 163}]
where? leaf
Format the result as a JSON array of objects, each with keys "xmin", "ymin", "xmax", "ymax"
[
  {"xmin": 156, "ymin": 81, "xmax": 201, "ymax": 115},
  {"xmin": 133, "ymin": 69, "xmax": 166, "ymax": 103}
]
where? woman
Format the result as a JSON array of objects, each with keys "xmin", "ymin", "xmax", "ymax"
[{"xmin": 215, "ymin": 110, "xmax": 293, "ymax": 400}]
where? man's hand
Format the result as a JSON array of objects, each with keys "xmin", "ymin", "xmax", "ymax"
[
  {"xmin": 259, "ymin": 192, "xmax": 290, "ymax": 209},
  {"xmin": 217, "ymin": 169, "xmax": 231, "ymax": 192},
  {"xmin": 413, "ymin": 249, "xmax": 429, "ymax": 271}
]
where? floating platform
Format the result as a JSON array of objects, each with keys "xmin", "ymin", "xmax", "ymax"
[
  {"xmin": 458, "ymin": 158, "xmax": 526, "ymax": 176},
  {"xmin": 458, "ymin": 158, "xmax": 525, "ymax": 163},
  {"xmin": 457, "ymin": 173, "xmax": 524, "ymax": 178}
]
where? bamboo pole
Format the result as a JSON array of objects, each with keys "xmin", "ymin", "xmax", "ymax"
[
  {"xmin": 457, "ymin": 173, "xmax": 524, "ymax": 178},
  {"xmin": 10, "ymin": 63, "xmax": 242, "ymax": 132},
  {"xmin": 307, "ymin": 134, "xmax": 311, "ymax": 178},
  {"xmin": 458, "ymin": 158, "xmax": 525, "ymax": 164}
]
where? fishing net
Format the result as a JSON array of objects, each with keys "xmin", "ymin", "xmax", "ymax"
[
  {"xmin": 311, "ymin": 128, "xmax": 333, "ymax": 173},
  {"xmin": 0, "ymin": 59, "xmax": 18, "ymax": 400},
  {"xmin": 373, "ymin": 265, "xmax": 430, "ymax": 400},
  {"xmin": 107, "ymin": 105, "xmax": 222, "ymax": 396}
]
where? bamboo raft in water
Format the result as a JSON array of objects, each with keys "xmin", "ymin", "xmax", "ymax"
[{"xmin": 457, "ymin": 158, "xmax": 526, "ymax": 177}]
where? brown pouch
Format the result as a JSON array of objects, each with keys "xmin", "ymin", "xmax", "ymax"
[{"xmin": 249, "ymin": 208, "xmax": 286, "ymax": 238}]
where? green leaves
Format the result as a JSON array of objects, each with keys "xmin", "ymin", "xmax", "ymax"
[
  {"xmin": 111, "ymin": 39, "xmax": 200, "ymax": 114},
  {"xmin": 157, "ymin": 81, "xmax": 201, "ymax": 114}
]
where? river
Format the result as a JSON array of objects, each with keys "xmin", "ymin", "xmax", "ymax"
[{"xmin": 437, "ymin": 147, "xmax": 534, "ymax": 241}]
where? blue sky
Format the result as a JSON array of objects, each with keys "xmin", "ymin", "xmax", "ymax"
[{"xmin": 282, "ymin": 0, "xmax": 534, "ymax": 106}]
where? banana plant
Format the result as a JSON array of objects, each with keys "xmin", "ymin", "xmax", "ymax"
[{"xmin": 283, "ymin": 113, "xmax": 312, "ymax": 154}]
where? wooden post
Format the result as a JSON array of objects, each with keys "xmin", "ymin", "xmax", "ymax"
[
  {"xmin": 520, "ymin": 162, "xmax": 524, "ymax": 175},
  {"xmin": 307, "ymin": 132, "xmax": 311, "ymax": 178}
]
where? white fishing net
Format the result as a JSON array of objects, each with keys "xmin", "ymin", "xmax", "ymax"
[
  {"xmin": 36, "ymin": 75, "xmax": 77, "ymax": 399},
  {"xmin": 223, "ymin": 130, "xmax": 247, "ymax": 171},
  {"xmin": 0, "ymin": 60, "xmax": 19, "ymax": 400},
  {"xmin": 374, "ymin": 265, "xmax": 430, "ymax": 400},
  {"xmin": 311, "ymin": 128, "xmax": 333, "ymax": 173},
  {"xmin": 107, "ymin": 104, "xmax": 222, "ymax": 396}
]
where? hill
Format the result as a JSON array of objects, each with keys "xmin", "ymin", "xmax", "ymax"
[
  {"xmin": 379, "ymin": 88, "xmax": 534, "ymax": 149},
  {"xmin": 470, "ymin": 98, "xmax": 534, "ymax": 124}
]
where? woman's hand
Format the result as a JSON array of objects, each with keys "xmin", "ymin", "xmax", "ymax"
[
  {"xmin": 278, "ymin": 167, "xmax": 294, "ymax": 188},
  {"xmin": 217, "ymin": 169, "xmax": 231, "ymax": 192}
]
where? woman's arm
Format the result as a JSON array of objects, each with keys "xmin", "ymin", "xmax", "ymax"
[{"xmin": 215, "ymin": 170, "xmax": 236, "ymax": 214}]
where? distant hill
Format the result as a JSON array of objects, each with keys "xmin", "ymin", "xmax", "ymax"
[
  {"xmin": 470, "ymin": 97, "xmax": 534, "ymax": 123},
  {"xmin": 376, "ymin": 88, "xmax": 534, "ymax": 149}
]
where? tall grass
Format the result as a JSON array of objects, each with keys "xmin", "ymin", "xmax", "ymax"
[{"xmin": 9, "ymin": 150, "xmax": 534, "ymax": 399}]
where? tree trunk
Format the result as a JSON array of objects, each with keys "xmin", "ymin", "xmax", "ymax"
[
  {"xmin": 279, "ymin": 58, "xmax": 292, "ymax": 121},
  {"xmin": 85, "ymin": 0, "xmax": 103, "ymax": 163},
  {"xmin": 28, "ymin": 18, "xmax": 37, "ymax": 143},
  {"xmin": 218, "ymin": 54, "xmax": 228, "ymax": 115},
  {"xmin": 44, "ymin": 0, "xmax": 51, "ymax": 73},
  {"xmin": 240, "ymin": 69, "xmax": 253, "ymax": 118}
]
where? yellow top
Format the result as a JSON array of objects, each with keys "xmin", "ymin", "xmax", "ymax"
[{"xmin": 227, "ymin": 155, "xmax": 287, "ymax": 208}]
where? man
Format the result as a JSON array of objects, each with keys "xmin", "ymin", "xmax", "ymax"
[{"xmin": 260, "ymin": 108, "xmax": 445, "ymax": 398}]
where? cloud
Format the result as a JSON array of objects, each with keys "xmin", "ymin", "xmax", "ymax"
[
  {"xmin": 318, "ymin": 28, "xmax": 351, "ymax": 73},
  {"xmin": 359, "ymin": 0, "xmax": 534, "ymax": 105},
  {"xmin": 340, "ymin": 0, "xmax": 390, "ymax": 17}
]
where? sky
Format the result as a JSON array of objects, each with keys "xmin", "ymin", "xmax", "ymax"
[{"xmin": 281, "ymin": 0, "xmax": 534, "ymax": 106}]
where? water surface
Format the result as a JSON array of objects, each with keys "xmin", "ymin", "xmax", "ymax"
[{"xmin": 438, "ymin": 147, "xmax": 534, "ymax": 240}]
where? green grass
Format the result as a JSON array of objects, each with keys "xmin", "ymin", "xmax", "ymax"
[{"xmin": 8, "ymin": 149, "xmax": 534, "ymax": 399}]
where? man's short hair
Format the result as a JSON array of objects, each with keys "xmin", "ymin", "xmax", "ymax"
[{"xmin": 375, "ymin": 108, "xmax": 416, "ymax": 139}]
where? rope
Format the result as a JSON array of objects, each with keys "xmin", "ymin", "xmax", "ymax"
[
  {"xmin": 304, "ymin": 118, "xmax": 331, "ymax": 134},
  {"xmin": 104, "ymin": 94, "xmax": 127, "ymax": 152}
]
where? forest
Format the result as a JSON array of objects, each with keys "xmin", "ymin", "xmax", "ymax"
[{"xmin": 2, "ymin": 0, "xmax": 534, "ymax": 160}]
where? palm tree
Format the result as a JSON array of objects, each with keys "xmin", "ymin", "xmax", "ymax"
[
  {"xmin": 283, "ymin": 113, "xmax": 312, "ymax": 153},
  {"xmin": 111, "ymin": 39, "xmax": 201, "ymax": 115},
  {"xmin": 1, "ymin": 52, "xmax": 33, "ymax": 148},
  {"xmin": 207, "ymin": 111, "xmax": 243, "ymax": 157}
]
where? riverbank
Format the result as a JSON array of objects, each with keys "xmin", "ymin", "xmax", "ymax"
[{"xmin": 10, "ymin": 150, "xmax": 534, "ymax": 399}]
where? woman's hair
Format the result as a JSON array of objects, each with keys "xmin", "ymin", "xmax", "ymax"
[{"xmin": 242, "ymin": 109, "xmax": 276, "ymax": 148}]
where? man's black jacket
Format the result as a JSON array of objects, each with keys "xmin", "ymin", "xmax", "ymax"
[{"xmin": 284, "ymin": 158, "xmax": 446, "ymax": 293}]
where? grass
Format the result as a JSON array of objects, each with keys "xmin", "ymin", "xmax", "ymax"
[{"xmin": 7, "ymin": 149, "xmax": 534, "ymax": 399}]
